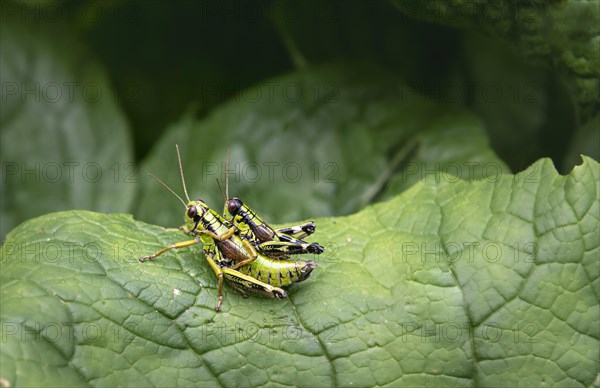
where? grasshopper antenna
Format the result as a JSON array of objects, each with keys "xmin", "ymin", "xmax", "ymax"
[
  {"xmin": 225, "ymin": 148, "xmax": 230, "ymax": 200},
  {"xmin": 147, "ymin": 173, "xmax": 187, "ymax": 208},
  {"xmin": 175, "ymin": 144, "xmax": 191, "ymax": 203},
  {"xmin": 216, "ymin": 178, "xmax": 226, "ymax": 201}
]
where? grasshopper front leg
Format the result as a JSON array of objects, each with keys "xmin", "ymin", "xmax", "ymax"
[
  {"xmin": 204, "ymin": 246, "xmax": 226, "ymax": 311},
  {"xmin": 139, "ymin": 237, "xmax": 201, "ymax": 262},
  {"xmin": 196, "ymin": 227, "xmax": 236, "ymax": 241},
  {"xmin": 178, "ymin": 225, "xmax": 193, "ymax": 235}
]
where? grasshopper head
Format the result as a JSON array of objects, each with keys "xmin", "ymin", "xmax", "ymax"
[
  {"xmin": 225, "ymin": 197, "xmax": 243, "ymax": 217},
  {"xmin": 225, "ymin": 197, "xmax": 251, "ymax": 232},
  {"xmin": 185, "ymin": 200, "xmax": 210, "ymax": 232}
]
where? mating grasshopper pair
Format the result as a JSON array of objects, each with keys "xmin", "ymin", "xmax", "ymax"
[{"xmin": 139, "ymin": 146, "xmax": 323, "ymax": 311}]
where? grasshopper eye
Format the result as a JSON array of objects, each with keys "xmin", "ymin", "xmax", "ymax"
[
  {"xmin": 187, "ymin": 205, "xmax": 197, "ymax": 218},
  {"xmin": 227, "ymin": 198, "xmax": 242, "ymax": 215}
]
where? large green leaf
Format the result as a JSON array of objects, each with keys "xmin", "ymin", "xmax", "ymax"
[
  {"xmin": 1, "ymin": 156, "xmax": 598, "ymax": 386},
  {"xmin": 135, "ymin": 63, "xmax": 507, "ymax": 229},
  {"xmin": 0, "ymin": 18, "xmax": 135, "ymax": 243}
]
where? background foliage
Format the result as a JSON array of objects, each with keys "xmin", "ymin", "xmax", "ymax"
[
  {"xmin": 1, "ymin": 0, "xmax": 599, "ymax": 387},
  {"xmin": 2, "ymin": 0, "xmax": 599, "ymax": 239}
]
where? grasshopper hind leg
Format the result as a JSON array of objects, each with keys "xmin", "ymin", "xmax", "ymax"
[
  {"xmin": 227, "ymin": 282, "xmax": 250, "ymax": 299},
  {"xmin": 276, "ymin": 221, "xmax": 317, "ymax": 240},
  {"xmin": 229, "ymin": 282, "xmax": 286, "ymax": 299},
  {"xmin": 223, "ymin": 272, "xmax": 288, "ymax": 299},
  {"xmin": 255, "ymin": 239, "xmax": 324, "ymax": 258}
]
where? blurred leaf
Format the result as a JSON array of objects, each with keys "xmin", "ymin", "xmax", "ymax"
[
  {"xmin": 564, "ymin": 113, "xmax": 600, "ymax": 169},
  {"xmin": 84, "ymin": 0, "xmax": 293, "ymax": 158},
  {"xmin": 389, "ymin": 0, "xmax": 600, "ymax": 123},
  {"xmin": 272, "ymin": 0, "xmax": 583, "ymax": 173},
  {"xmin": 271, "ymin": 0, "xmax": 461, "ymax": 94},
  {"xmin": 459, "ymin": 33, "xmax": 555, "ymax": 172},
  {"xmin": 135, "ymin": 63, "xmax": 507, "ymax": 228},
  {"xmin": 1, "ymin": 156, "xmax": 598, "ymax": 386},
  {"xmin": 0, "ymin": 17, "xmax": 135, "ymax": 243}
]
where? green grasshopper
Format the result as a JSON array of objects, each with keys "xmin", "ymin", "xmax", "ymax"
[
  {"xmin": 220, "ymin": 150, "xmax": 325, "ymax": 259},
  {"xmin": 139, "ymin": 146, "xmax": 316, "ymax": 311}
]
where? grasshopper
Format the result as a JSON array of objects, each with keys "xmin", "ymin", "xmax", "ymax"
[
  {"xmin": 139, "ymin": 146, "xmax": 316, "ymax": 311},
  {"xmin": 225, "ymin": 197, "xmax": 324, "ymax": 257},
  {"xmin": 220, "ymin": 150, "xmax": 324, "ymax": 259}
]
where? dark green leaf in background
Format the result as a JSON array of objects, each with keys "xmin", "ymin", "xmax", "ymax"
[
  {"xmin": 85, "ymin": 0, "xmax": 294, "ymax": 159},
  {"xmin": 388, "ymin": 0, "xmax": 600, "ymax": 173},
  {"xmin": 0, "ymin": 19, "xmax": 135, "ymax": 243},
  {"xmin": 135, "ymin": 63, "xmax": 508, "ymax": 229},
  {"xmin": 1, "ymin": 157, "xmax": 597, "ymax": 386},
  {"xmin": 389, "ymin": 0, "xmax": 600, "ymax": 123}
]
